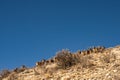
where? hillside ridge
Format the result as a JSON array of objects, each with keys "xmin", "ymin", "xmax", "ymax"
[{"xmin": 1, "ymin": 45, "xmax": 120, "ymax": 80}]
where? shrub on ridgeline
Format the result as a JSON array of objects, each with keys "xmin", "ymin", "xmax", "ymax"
[
  {"xmin": 55, "ymin": 49, "xmax": 97, "ymax": 69},
  {"xmin": 0, "ymin": 69, "xmax": 10, "ymax": 79},
  {"xmin": 55, "ymin": 49, "xmax": 74, "ymax": 69},
  {"xmin": 13, "ymin": 65, "xmax": 27, "ymax": 73}
]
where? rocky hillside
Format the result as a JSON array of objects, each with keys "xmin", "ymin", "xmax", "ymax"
[{"xmin": 1, "ymin": 45, "xmax": 120, "ymax": 80}]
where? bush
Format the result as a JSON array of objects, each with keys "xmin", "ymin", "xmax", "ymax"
[
  {"xmin": 55, "ymin": 49, "xmax": 96, "ymax": 69},
  {"xmin": 0, "ymin": 69, "xmax": 10, "ymax": 79},
  {"xmin": 55, "ymin": 49, "xmax": 73, "ymax": 69}
]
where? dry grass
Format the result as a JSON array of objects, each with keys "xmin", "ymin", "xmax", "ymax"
[
  {"xmin": 55, "ymin": 50, "xmax": 74, "ymax": 69},
  {"xmin": 1, "ymin": 45, "xmax": 120, "ymax": 80},
  {"xmin": 54, "ymin": 48, "xmax": 102, "ymax": 69},
  {"xmin": 0, "ymin": 69, "xmax": 10, "ymax": 79}
]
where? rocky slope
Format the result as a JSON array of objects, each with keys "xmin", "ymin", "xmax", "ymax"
[{"xmin": 1, "ymin": 45, "xmax": 120, "ymax": 80}]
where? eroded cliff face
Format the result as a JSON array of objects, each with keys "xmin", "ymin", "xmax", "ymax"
[{"xmin": 1, "ymin": 45, "xmax": 120, "ymax": 80}]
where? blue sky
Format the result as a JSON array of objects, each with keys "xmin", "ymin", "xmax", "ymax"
[{"xmin": 0, "ymin": 0, "xmax": 120, "ymax": 70}]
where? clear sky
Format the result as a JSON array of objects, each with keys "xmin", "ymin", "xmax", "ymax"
[{"xmin": 0, "ymin": 0, "xmax": 120, "ymax": 70}]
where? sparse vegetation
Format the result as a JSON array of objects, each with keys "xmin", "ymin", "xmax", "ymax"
[
  {"xmin": 55, "ymin": 49, "xmax": 73, "ymax": 69},
  {"xmin": 54, "ymin": 46, "xmax": 105, "ymax": 69},
  {"xmin": 1, "ymin": 45, "xmax": 120, "ymax": 80},
  {"xmin": 0, "ymin": 69, "xmax": 10, "ymax": 79}
]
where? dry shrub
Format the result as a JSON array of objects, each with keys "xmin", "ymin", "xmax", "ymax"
[
  {"xmin": 78, "ymin": 55, "xmax": 95, "ymax": 68},
  {"xmin": 0, "ymin": 69, "xmax": 10, "ymax": 79},
  {"xmin": 55, "ymin": 50, "xmax": 73, "ymax": 69},
  {"xmin": 55, "ymin": 50, "xmax": 95, "ymax": 69},
  {"xmin": 100, "ymin": 52, "xmax": 116, "ymax": 64},
  {"xmin": 7, "ymin": 73, "xmax": 17, "ymax": 80},
  {"xmin": 13, "ymin": 65, "xmax": 27, "ymax": 73}
]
